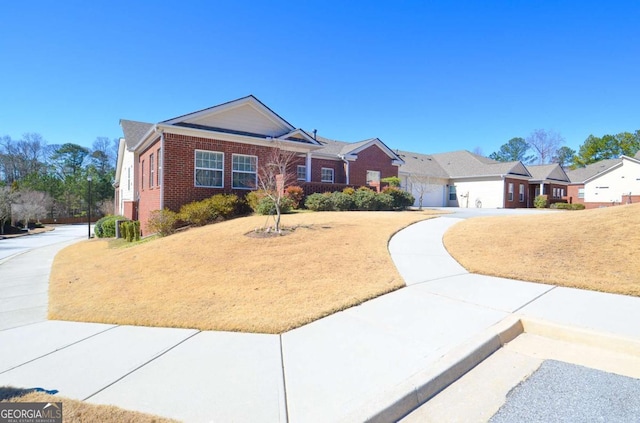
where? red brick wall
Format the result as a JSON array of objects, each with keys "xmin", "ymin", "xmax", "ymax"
[
  {"xmin": 162, "ymin": 133, "xmax": 287, "ymax": 213},
  {"xmin": 504, "ymin": 178, "xmax": 529, "ymax": 208},
  {"xmin": 348, "ymin": 144, "xmax": 399, "ymax": 187},
  {"xmin": 310, "ymin": 158, "xmax": 346, "ymax": 184},
  {"xmin": 138, "ymin": 139, "xmax": 162, "ymax": 235},
  {"xmin": 566, "ymin": 184, "xmax": 584, "ymax": 205}
]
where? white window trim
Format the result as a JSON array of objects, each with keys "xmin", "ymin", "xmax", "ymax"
[
  {"xmin": 232, "ymin": 153, "xmax": 258, "ymax": 190},
  {"xmin": 297, "ymin": 165, "xmax": 306, "ymax": 181},
  {"xmin": 508, "ymin": 183, "xmax": 514, "ymax": 201},
  {"xmin": 321, "ymin": 167, "xmax": 334, "ymax": 183},
  {"xmin": 195, "ymin": 149, "xmax": 224, "ymax": 188}
]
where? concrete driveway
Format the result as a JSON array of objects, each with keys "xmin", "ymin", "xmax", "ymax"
[{"xmin": 0, "ymin": 225, "xmax": 88, "ymax": 330}]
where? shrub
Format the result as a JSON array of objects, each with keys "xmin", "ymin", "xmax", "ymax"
[
  {"xmin": 179, "ymin": 194, "xmax": 241, "ymax": 226},
  {"xmin": 383, "ymin": 187, "xmax": 415, "ymax": 210},
  {"xmin": 374, "ymin": 192, "xmax": 395, "ymax": 211},
  {"xmin": 551, "ymin": 202, "xmax": 585, "ymax": 210},
  {"xmin": 342, "ymin": 187, "xmax": 356, "ymax": 196},
  {"xmin": 148, "ymin": 209, "xmax": 178, "ymax": 237},
  {"xmin": 133, "ymin": 221, "xmax": 141, "ymax": 241},
  {"xmin": 245, "ymin": 191, "xmax": 263, "ymax": 212},
  {"xmin": 179, "ymin": 200, "xmax": 211, "ymax": 226},
  {"xmin": 353, "ymin": 187, "xmax": 377, "ymax": 211},
  {"xmin": 95, "ymin": 215, "xmax": 127, "ymax": 238},
  {"xmin": 285, "ymin": 185, "xmax": 304, "ymax": 209},
  {"xmin": 331, "ymin": 191, "xmax": 355, "ymax": 211},
  {"xmin": 305, "ymin": 192, "xmax": 334, "ymax": 211},
  {"xmin": 255, "ymin": 195, "xmax": 293, "ymax": 215},
  {"xmin": 381, "ymin": 176, "xmax": 401, "ymax": 187},
  {"xmin": 534, "ymin": 195, "xmax": 547, "ymax": 209}
]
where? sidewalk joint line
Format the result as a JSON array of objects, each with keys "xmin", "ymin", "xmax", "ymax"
[
  {"xmin": 0, "ymin": 324, "xmax": 120, "ymax": 375},
  {"xmin": 512, "ymin": 285, "xmax": 558, "ymax": 313},
  {"xmin": 279, "ymin": 334, "xmax": 290, "ymax": 423},
  {"xmin": 82, "ymin": 329, "xmax": 202, "ymax": 401}
]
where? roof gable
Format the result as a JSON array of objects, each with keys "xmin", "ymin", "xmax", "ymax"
[
  {"xmin": 341, "ymin": 138, "xmax": 403, "ymax": 163},
  {"xmin": 566, "ymin": 159, "xmax": 622, "ymax": 183},
  {"xmin": 162, "ymin": 95, "xmax": 295, "ymax": 138},
  {"xmin": 527, "ymin": 163, "xmax": 570, "ymax": 182}
]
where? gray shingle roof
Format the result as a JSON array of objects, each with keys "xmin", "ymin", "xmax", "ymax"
[
  {"xmin": 526, "ymin": 163, "xmax": 570, "ymax": 182},
  {"xmin": 566, "ymin": 159, "xmax": 622, "ymax": 183},
  {"xmin": 120, "ymin": 119, "xmax": 153, "ymax": 149},
  {"xmin": 396, "ymin": 150, "xmax": 450, "ymax": 178},
  {"xmin": 429, "ymin": 150, "xmax": 529, "ymax": 178}
]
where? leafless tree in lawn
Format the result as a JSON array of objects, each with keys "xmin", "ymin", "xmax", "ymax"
[
  {"xmin": 527, "ymin": 129, "xmax": 564, "ymax": 164},
  {"xmin": 12, "ymin": 189, "xmax": 52, "ymax": 227},
  {"xmin": 407, "ymin": 174, "xmax": 433, "ymax": 209},
  {"xmin": 0, "ymin": 186, "xmax": 16, "ymax": 234},
  {"xmin": 256, "ymin": 144, "xmax": 298, "ymax": 233}
]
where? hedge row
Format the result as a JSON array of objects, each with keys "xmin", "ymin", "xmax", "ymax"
[
  {"xmin": 550, "ymin": 202, "xmax": 586, "ymax": 210},
  {"xmin": 304, "ymin": 187, "xmax": 414, "ymax": 211}
]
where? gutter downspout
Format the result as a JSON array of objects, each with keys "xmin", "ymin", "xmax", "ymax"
[
  {"xmin": 157, "ymin": 127, "xmax": 165, "ymax": 210},
  {"xmin": 305, "ymin": 152, "xmax": 312, "ymax": 182},
  {"xmin": 339, "ymin": 155, "xmax": 349, "ymax": 185}
]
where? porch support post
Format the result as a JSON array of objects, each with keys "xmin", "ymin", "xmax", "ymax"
[{"xmin": 305, "ymin": 152, "xmax": 312, "ymax": 182}]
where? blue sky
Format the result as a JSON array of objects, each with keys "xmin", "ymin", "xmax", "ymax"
[{"xmin": 1, "ymin": 1, "xmax": 639, "ymax": 156}]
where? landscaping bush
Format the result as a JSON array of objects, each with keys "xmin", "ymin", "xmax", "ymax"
[
  {"xmin": 383, "ymin": 187, "xmax": 415, "ymax": 210},
  {"xmin": 254, "ymin": 195, "xmax": 293, "ymax": 215},
  {"xmin": 179, "ymin": 194, "xmax": 241, "ymax": 225},
  {"xmin": 147, "ymin": 209, "xmax": 178, "ymax": 237},
  {"xmin": 342, "ymin": 187, "xmax": 356, "ymax": 196},
  {"xmin": 381, "ymin": 176, "xmax": 401, "ymax": 187},
  {"xmin": 305, "ymin": 192, "xmax": 334, "ymax": 211},
  {"xmin": 551, "ymin": 202, "xmax": 585, "ymax": 210},
  {"xmin": 534, "ymin": 195, "xmax": 547, "ymax": 209},
  {"xmin": 375, "ymin": 192, "xmax": 395, "ymax": 211},
  {"xmin": 331, "ymin": 191, "xmax": 355, "ymax": 211},
  {"xmin": 353, "ymin": 187, "xmax": 377, "ymax": 211},
  {"xmin": 285, "ymin": 185, "xmax": 304, "ymax": 209},
  {"xmin": 95, "ymin": 215, "xmax": 127, "ymax": 238},
  {"xmin": 245, "ymin": 191, "xmax": 262, "ymax": 212}
]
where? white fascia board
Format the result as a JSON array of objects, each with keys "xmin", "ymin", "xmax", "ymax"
[
  {"xmin": 279, "ymin": 129, "xmax": 321, "ymax": 145},
  {"xmin": 114, "ymin": 138, "xmax": 126, "ymax": 184}
]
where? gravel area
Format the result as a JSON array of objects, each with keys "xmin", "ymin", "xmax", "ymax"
[{"xmin": 489, "ymin": 360, "xmax": 640, "ymax": 423}]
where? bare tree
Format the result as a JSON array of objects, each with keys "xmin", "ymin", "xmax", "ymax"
[
  {"xmin": 0, "ymin": 186, "xmax": 15, "ymax": 234},
  {"xmin": 256, "ymin": 144, "xmax": 298, "ymax": 233},
  {"xmin": 527, "ymin": 129, "xmax": 564, "ymax": 164},
  {"xmin": 12, "ymin": 190, "xmax": 52, "ymax": 227},
  {"xmin": 407, "ymin": 174, "xmax": 433, "ymax": 210}
]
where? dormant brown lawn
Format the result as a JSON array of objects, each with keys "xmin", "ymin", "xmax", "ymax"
[
  {"xmin": 49, "ymin": 211, "xmax": 438, "ymax": 333},
  {"xmin": 444, "ymin": 203, "xmax": 640, "ymax": 296},
  {"xmin": 1, "ymin": 389, "xmax": 178, "ymax": 423}
]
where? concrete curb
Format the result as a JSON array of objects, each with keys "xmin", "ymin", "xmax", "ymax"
[{"xmin": 341, "ymin": 316, "xmax": 640, "ymax": 422}]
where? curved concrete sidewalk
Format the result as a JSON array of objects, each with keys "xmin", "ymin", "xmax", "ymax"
[{"xmin": 1, "ymin": 215, "xmax": 639, "ymax": 422}]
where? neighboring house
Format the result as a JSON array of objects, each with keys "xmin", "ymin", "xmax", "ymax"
[
  {"xmin": 399, "ymin": 150, "xmax": 535, "ymax": 209},
  {"xmin": 526, "ymin": 163, "xmax": 571, "ymax": 207},
  {"xmin": 115, "ymin": 95, "xmax": 403, "ymax": 234},
  {"xmin": 566, "ymin": 155, "xmax": 640, "ymax": 208}
]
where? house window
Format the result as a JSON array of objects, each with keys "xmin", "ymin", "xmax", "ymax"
[
  {"xmin": 366, "ymin": 170, "xmax": 381, "ymax": 185},
  {"xmin": 141, "ymin": 160, "xmax": 145, "ymax": 190},
  {"xmin": 232, "ymin": 154, "xmax": 257, "ymax": 189},
  {"xmin": 578, "ymin": 188, "xmax": 585, "ymax": 199},
  {"xmin": 560, "ymin": 188, "xmax": 565, "ymax": 197},
  {"xmin": 157, "ymin": 148, "xmax": 161, "ymax": 186},
  {"xmin": 553, "ymin": 188, "xmax": 558, "ymax": 198},
  {"xmin": 297, "ymin": 165, "xmax": 306, "ymax": 181},
  {"xmin": 519, "ymin": 184, "xmax": 525, "ymax": 202},
  {"xmin": 149, "ymin": 153, "xmax": 154, "ymax": 188},
  {"xmin": 195, "ymin": 150, "xmax": 223, "ymax": 188},
  {"xmin": 508, "ymin": 183, "xmax": 514, "ymax": 201},
  {"xmin": 127, "ymin": 167, "xmax": 131, "ymax": 191},
  {"xmin": 449, "ymin": 185, "xmax": 456, "ymax": 201},
  {"xmin": 321, "ymin": 167, "xmax": 334, "ymax": 183}
]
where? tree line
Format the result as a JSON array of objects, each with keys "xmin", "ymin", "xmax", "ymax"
[
  {"xmin": 0, "ymin": 133, "xmax": 117, "ymax": 232},
  {"xmin": 488, "ymin": 129, "xmax": 640, "ymax": 169}
]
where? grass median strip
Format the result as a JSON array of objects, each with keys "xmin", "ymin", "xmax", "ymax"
[
  {"xmin": 49, "ymin": 211, "xmax": 438, "ymax": 334},
  {"xmin": 443, "ymin": 204, "xmax": 640, "ymax": 296}
]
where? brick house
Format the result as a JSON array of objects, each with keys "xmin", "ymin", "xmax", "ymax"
[
  {"xmin": 566, "ymin": 152, "xmax": 640, "ymax": 208},
  {"xmin": 114, "ymin": 95, "xmax": 404, "ymax": 234}
]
